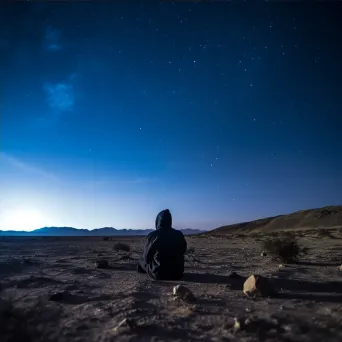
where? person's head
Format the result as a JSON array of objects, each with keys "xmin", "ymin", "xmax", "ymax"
[{"xmin": 155, "ymin": 209, "xmax": 172, "ymax": 230}]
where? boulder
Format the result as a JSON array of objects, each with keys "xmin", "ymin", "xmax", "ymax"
[
  {"xmin": 173, "ymin": 285, "xmax": 196, "ymax": 303},
  {"xmin": 95, "ymin": 259, "xmax": 109, "ymax": 269},
  {"xmin": 243, "ymin": 274, "xmax": 275, "ymax": 297}
]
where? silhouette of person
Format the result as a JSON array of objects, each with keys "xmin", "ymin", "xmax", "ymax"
[{"xmin": 137, "ymin": 209, "xmax": 187, "ymax": 280}]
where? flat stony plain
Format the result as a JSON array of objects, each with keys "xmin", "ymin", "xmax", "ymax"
[{"xmin": 1, "ymin": 230, "xmax": 342, "ymax": 342}]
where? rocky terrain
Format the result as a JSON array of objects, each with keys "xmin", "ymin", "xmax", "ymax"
[{"xmin": 1, "ymin": 228, "xmax": 342, "ymax": 342}]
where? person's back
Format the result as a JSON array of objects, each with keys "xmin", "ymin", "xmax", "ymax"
[{"xmin": 138, "ymin": 209, "xmax": 187, "ymax": 280}]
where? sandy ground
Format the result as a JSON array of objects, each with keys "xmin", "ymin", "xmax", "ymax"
[{"xmin": 1, "ymin": 233, "xmax": 342, "ymax": 342}]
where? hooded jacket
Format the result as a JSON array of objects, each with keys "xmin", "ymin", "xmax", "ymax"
[{"xmin": 142, "ymin": 209, "xmax": 187, "ymax": 280}]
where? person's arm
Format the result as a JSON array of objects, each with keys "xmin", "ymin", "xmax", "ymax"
[
  {"xmin": 142, "ymin": 234, "xmax": 158, "ymax": 264},
  {"xmin": 180, "ymin": 231, "xmax": 187, "ymax": 255}
]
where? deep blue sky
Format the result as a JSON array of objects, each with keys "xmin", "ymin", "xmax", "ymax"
[{"xmin": 1, "ymin": 2, "xmax": 341, "ymax": 231}]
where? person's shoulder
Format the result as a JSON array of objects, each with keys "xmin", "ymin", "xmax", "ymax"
[
  {"xmin": 171, "ymin": 228, "xmax": 185, "ymax": 238},
  {"xmin": 146, "ymin": 230, "xmax": 158, "ymax": 240}
]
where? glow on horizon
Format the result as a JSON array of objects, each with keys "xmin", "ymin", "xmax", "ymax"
[{"xmin": 0, "ymin": 208, "xmax": 49, "ymax": 231}]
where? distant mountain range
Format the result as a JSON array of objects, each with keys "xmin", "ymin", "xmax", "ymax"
[{"xmin": 0, "ymin": 226, "xmax": 203, "ymax": 237}]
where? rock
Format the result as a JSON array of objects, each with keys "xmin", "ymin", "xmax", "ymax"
[
  {"xmin": 243, "ymin": 274, "xmax": 275, "ymax": 297},
  {"xmin": 49, "ymin": 291, "xmax": 69, "ymax": 302},
  {"xmin": 233, "ymin": 317, "xmax": 252, "ymax": 332},
  {"xmin": 173, "ymin": 285, "xmax": 196, "ymax": 303},
  {"xmin": 261, "ymin": 252, "xmax": 267, "ymax": 257},
  {"xmin": 233, "ymin": 318, "xmax": 241, "ymax": 332},
  {"xmin": 278, "ymin": 264, "xmax": 285, "ymax": 268},
  {"xmin": 338, "ymin": 265, "xmax": 342, "ymax": 271},
  {"xmin": 95, "ymin": 259, "xmax": 109, "ymax": 269},
  {"xmin": 113, "ymin": 318, "xmax": 137, "ymax": 331}
]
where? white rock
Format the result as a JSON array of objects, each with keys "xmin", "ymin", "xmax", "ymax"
[
  {"xmin": 173, "ymin": 285, "xmax": 196, "ymax": 303},
  {"xmin": 243, "ymin": 274, "xmax": 275, "ymax": 297}
]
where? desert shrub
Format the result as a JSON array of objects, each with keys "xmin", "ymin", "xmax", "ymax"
[
  {"xmin": 113, "ymin": 242, "xmax": 130, "ymax": 252},
  {"xmin": 316, "ymin": 229, "xmax": 332, "ymax": 238},
  {"xmin": 234, "ymin": 234, "xmax": 246, "ymax": 238},
  {"xmin": 261, "ymin": 234, "xmax": 307, "ymax": 263},
  {"xmin": 186, "ymin": 247, "xmax": 195, "ymax": 254},
  {"xmin": 102, "ymin": 236, "xmax": 111, "ymax": 241}
]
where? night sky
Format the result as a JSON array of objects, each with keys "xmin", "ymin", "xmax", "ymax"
[{"xmin": 1, "ymin": 2, "xmax": 341, "ymax": 231}]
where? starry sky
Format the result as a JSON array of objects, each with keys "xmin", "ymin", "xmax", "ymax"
[{"xmin": 1, "ymin": 1, "xmax": 341, "ymax": 231}]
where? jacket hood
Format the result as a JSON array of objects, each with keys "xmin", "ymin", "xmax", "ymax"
[{"xmin": 155, "ymin": 209, "xmax": 172, "ymax": 230}]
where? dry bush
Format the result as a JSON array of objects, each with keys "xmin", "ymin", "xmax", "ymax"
[
  {"xmin": 234, "ymin": 233, "xmax": 246, "ymax": 238},
  {"xmin": 102, "ymin": 236, "xmax": 111, "ymax": 241},
  {"xmin": 261, "ymin": 234, "xmax": 307, "ymax": 263},
  {"xmin": 113, "ymin": 242, "xmax": 130, "ymax": 252},
  {"xmin": 316, "ymin": 229, "xmax": 333, "ymax": 238}
]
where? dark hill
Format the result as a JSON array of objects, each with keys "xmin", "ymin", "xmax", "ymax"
[{"xmin": 207, "ymin": 205, "xmax": 342, "ymax": 236}]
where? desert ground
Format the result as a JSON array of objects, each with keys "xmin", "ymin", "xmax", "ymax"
[{"xmin": 1, "ymin": 230, "xmax": 342, "ymax": 342}]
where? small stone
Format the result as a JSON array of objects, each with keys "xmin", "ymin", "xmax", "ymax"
[
  {"xmin": 173, "ymin": 285, "xmax": 196, "ymax": 303},
  {"xmin": 95, "ymin": 259, "xmax": 109, "ymax": 269},
  {"xmin": 245, "ymin": 307, "xmax": 252, "ymax": 312},
  {"xmin": 243, "ymin": 274, "xmax": 275, "ymax": 297},
  {"xmin": 278, "ymin": 264, "xmax": 285, "ymax": 268},
  {"xmin": 49, "ymin": 291, "xmax": 69, "ymax": 302},
  {"xmin": 282, "ymin": 324, "xmax": 293, "ymax": 332},
  {"xmin": 271, "ymin": 318, "xmax": 279, "ymax": 325},
  {"xmin": 261, "ymin": 252, "xmax": 267, "ymax": 257},
  {"xmin": 244, "ymin": 318, "xmax": 251, "ymax": 325},
  {"xmin": 338, "ymin": 265, "xmax": 342, "ymax": 271},
  {"xmin": 233, "ymin": 318, "xmax": 241, "ymax": 332},
  {"xmin": 113, "ymin": 318, "xmax": 137, "ymax": 331}
]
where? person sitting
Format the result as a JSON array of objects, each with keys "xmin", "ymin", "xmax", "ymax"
[{"xmin": 137, "ymin": 209, "xmax": 187, "ymax": 280}]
